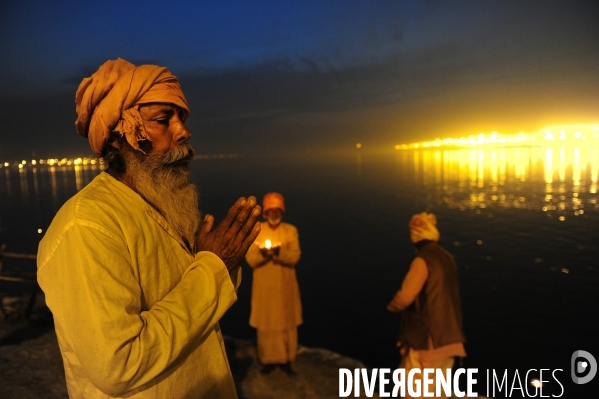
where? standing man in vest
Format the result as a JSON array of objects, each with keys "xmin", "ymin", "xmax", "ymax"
[
  {"xmin": 387, "ymin": 212, "xmax": 466, "ymax": 398},
  {"xmin": 245, "ymin": 192, "xmax": 302, "ymax": 375}
]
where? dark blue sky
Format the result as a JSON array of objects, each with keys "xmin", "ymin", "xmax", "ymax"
[{"xmin": 1, "ymin": 0, "xmax": 598, "ymax": 159}]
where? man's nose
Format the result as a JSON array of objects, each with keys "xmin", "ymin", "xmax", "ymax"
[{"xmin": 172, "ymin": 120, "xmax": 191, "ymax": 143}]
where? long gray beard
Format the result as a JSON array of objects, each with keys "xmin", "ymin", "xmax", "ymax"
[{"xmin": 122, "ymin": 144, "xmax": 200, "ymax": 248}]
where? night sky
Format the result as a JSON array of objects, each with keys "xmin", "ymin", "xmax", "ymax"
[{"xmin": 1, "ymin": 0, "xmax": 598, "ymax": 160}]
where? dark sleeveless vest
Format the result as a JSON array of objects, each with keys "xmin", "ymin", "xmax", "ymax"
[{"xmin": 398, "ymin": 241, "xmax": 466, "ymax": 350}]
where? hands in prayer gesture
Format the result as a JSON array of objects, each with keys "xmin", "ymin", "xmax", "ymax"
[{"xmin": 197, "ymin": 196, "xmax": 262, "ymax": 271}]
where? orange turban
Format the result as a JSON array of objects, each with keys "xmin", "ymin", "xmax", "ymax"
[
  {"xmin": 75, "ymin": 58, "xmax": 189, "ymax": 155},
  {"xmin": 409, "ymin": 212, "xmax": 440, "ymax": 243},
  {"xmin": 263, "ymin": 192, "xmax": 285, "ymax": 213}
]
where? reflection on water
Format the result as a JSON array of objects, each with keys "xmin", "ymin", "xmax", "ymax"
[
  {"xmin": 19, "ymin": 168, "xmax": 30, "ymax": 207},
  {"xmin": 50, "ymin": 166, "xmax": 58, "ymax": 203},
  {"xmin": 1, "ymin": 163, "xmax": 104, "ymax": 206},
  {"xmin": 32, "ymin": 167, "xmax": 40, "ymax": 198},
  {"xmin": 0, "ymin": 149, "xmax": 597, "ymax": 388},
  {"xmin": 75, "ymin": 165, "xmax": 84, "ymax": 191},
  {"xmin": 4, "ymin": 168, "xmax": 11, "ymax": 197},
  {"xmin": 0, "ymin": 162, "xmax": 105, "ymax": 251},
  {"xmin": 399, "ymin": 145, "xmax": 599, "ymax": 219}
]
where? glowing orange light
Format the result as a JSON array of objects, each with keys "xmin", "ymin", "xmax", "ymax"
[{"xmin": 265, "ymin": 239, "xmax": 272, "ymax": 249}]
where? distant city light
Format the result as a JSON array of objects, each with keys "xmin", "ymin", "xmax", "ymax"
[
  {"xmin": 356, "ymin": 143, "xmax": 362, "ymax": 149},
  {"xmin": 0, "ymin": 156, "xmax": 105, "ymax": 169},
  {"xmin": 396, "ymin": 124, "xmax": 599, "ymax": 149}
]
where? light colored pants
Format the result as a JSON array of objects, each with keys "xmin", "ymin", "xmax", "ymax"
[
  {"xmin": 256, "ymin": 328, "xmax": 298, "ymax": 364},
  {"xmin": 400, "ymin": 348, "xmax": 455, "ymax": 398}
]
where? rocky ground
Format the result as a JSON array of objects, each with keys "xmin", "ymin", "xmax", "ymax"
[
  {"xmin": 1, "ymin": 294, "xmax": 489, "ymax": 399},
  {"xmin": 0, "ymin": 294, "xmax": 375, "ymax": 399}
]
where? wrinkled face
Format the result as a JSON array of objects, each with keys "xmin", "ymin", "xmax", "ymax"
[
  {"xmin": 116, "ymin": 105, "xmax": 199, "ymax": 245},
  {"xmin": 139, "ymin": 103, "xmax": 191, "ymax": 156}
]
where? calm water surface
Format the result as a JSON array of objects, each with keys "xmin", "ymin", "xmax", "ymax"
[{"xmin": 1, "ymin": 147, "xmax": 597, "ymax": 395}]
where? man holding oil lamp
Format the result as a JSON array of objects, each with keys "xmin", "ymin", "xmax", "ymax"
[{"xmin": 245, "ymin": 192, "xmax": 302, "ymax": 375}]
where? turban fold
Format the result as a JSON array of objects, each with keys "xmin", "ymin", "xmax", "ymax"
[
  {"xmin": 75, "ymin": 58, "xmax": 189, "ymax": 155},
  {"xmin": 409, "ymin": 212, "xmax": 440, "ymax": 243},
  {"xmin": 263, "ymin": 192, "xmax": 285, "ymax": 213}
]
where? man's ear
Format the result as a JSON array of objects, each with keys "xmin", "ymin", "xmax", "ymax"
[{"xmin": 107, "ymin": 131, "xmax": 124, "ymax": 150}]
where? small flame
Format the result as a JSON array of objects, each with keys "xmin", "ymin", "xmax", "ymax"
[{"xmin": 265, "ymin": 239, "xmax": 272, "ymax": 249}]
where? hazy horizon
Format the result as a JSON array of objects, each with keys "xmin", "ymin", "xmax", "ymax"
[{"xmin": 1, "ymin": 1, "xmax": 598, "ymax": 160}]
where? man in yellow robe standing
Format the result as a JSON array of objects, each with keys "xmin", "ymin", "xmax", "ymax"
[
  {"xmin": 37, "ymin": 58, "xmax": 261, "ymax": 398},
  {"xmin": 245, "ymin": 192, "xmax": 302, "ymax": 375}
]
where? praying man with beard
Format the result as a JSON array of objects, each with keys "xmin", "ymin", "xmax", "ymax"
[{"xmin": 37, "ymin": 58, "xmax": 261, "ymax": 399}]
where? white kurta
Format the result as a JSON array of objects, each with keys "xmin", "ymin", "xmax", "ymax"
[{"xmin": 37, "ymin": 172, "xmax": 240, "ymax": 398}]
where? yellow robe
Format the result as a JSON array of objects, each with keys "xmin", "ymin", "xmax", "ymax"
[
  {"xmin": 245, "ymin": 222, "xmax": 302, "ymax": 331},
  {"xmin": 37, "ymin": 172, "xmax": 239, "ymax": 399}
]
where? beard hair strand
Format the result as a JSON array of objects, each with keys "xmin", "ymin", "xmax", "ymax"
[{"xmin": 121, "ymin": 144, "xmax": 200, "ymax": 248}]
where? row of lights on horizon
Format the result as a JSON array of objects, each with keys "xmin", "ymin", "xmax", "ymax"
[
  {"xmin": 0, "ymin": 157, "xmax": 105, "ymax": 169},
  {"xmin": 354, "ymin": 126, "xmax": 599, "ymax": 150},
  {"xmin": 1, "ymin": 153, "xmax": 238, "ymax": 169}
]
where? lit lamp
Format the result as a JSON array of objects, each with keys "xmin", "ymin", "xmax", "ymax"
[{"xmin": 259, "ymin": 239, "xmax": 280, "ymax": 257}]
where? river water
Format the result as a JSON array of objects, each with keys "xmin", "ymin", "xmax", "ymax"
[{"xmin": 1, "ymin": 146, "xmax": 597, "ymax": 396}]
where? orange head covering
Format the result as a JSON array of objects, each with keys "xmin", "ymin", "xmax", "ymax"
[
  {"xmin": 262, "ymin": 192, "xmax": 285, "ymax": 213},
  {"xmin": 409, "ymin": 212, "xmax": 440, "ymax": 243},
  {"xmin": 75, "ymin": 58, "xmax": 189, "ymax": 155}
]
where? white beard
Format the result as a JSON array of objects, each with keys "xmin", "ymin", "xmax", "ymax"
[
  {"xmin": 266, "ymin": 216, "xmax": 282, "ymax": 226},
  {"xmin": 121, "ymin": 143, "xmax": 200, "ymax": 248}
]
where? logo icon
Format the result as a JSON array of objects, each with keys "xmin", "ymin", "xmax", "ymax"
[{"xmin": 571, "ymin": 350, "xmax": 597, "ymax": 384}]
